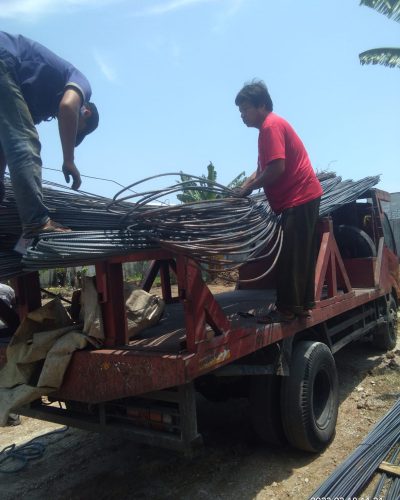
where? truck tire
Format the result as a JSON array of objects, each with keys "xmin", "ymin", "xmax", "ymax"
[
  {"xmin": 280, "ymin": 341, "xmax": 339, "ymax": 452},
  {"xmin": 334, "ymin": 225, "xmax": 376, "ymax": 258},
  {"xmin": 372, "ymin": 295, "xmax": 398, "ymax": 351},
  {"xmin": 249, "ymin": 375, "xmax": 287, "ymax": 446}
]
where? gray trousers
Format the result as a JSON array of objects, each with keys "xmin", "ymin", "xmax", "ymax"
[{"xmin": 0, "ymin": 52, "xmax": 50, "ymax": 232}]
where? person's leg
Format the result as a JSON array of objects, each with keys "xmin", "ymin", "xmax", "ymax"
[
  {"xmin": 275, "ymin": 207, "xmax": 300, "ymax": 315},
  {"xmin": 0, "ymin": 57, "xmax": 50, "ymax": 232},
  {"xmin": 302, "ymin": 197, "xmax": 321, "ymax": 311},
  {"xmin": 275, "ymin": 197, "xmax": 320, "ymax": 316}
]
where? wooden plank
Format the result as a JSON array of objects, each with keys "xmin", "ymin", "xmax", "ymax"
[{"xmin": 378, "ymin": 461, "xmax": 400, "ymax": 477}]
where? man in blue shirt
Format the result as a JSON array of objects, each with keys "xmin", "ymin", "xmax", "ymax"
[{"xmin": 0, "ymin": 32, "xmax": 99, "ymax": 236}]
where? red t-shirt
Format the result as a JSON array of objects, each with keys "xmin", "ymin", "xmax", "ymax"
[{"xmin": 258, "ymin": 113, "xmax": 323, "ymax": 213}]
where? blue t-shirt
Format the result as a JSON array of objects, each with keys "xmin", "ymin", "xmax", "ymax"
[{"xmin": 0, "ymin": 31, "xmax": 91, "ymax": 124}]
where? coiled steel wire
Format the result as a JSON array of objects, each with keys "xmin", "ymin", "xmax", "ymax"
[
  {"xmin": 0, "ymin": 172, "xmax": 381, "ymax": 280},
  {"xmin": 107, "ymin": 172, "xmax": 379, "ymax": 278}
]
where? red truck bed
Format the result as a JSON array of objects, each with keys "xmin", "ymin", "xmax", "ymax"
[{"xmin": 0, "ymin": 190, "xmax": 398, "ymax": 453}]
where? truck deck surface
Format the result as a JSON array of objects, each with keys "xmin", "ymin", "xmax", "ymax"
[
  {"xmin": 122, "ymin": 286, "xmax": 377, "ymax": 354},
  {"xmin": 0, "ymin": 287, "xmax": 377, "ymax": 356},
  {"xmin": 127, "ymin": 289, "xmax": 276, "ymax": 353}
]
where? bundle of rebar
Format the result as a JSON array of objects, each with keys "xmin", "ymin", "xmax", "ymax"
[
  {"xmin": 0, "ymin": 172, "xmax": 380, "ymax": 280},
  {"xmin": 309, "ymin": 397, "xmax": 400, "ymax": 499},
  {"xmin": 0, "ymin": 178, "xmax": 141, "ymax": 235},
  {"xmin": 22, "ymin": 230, "xmax": 159, "ymax": 269},
  {"xmin": 319, "ymin": 175, "xmax": 380, "ymax": 216}
]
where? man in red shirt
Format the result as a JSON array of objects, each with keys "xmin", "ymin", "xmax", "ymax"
[{"xmin": 235, "ymin": 80, "xmax": 322, "ymax": 322}]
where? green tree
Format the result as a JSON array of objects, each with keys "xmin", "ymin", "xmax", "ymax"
[
  {"xmin": 176, "ymin": 162, "xmax": 246, "ymax": 203},
  {"xmin": 359, "ymin": 0, "xmax": 400, "ymax": 68}
]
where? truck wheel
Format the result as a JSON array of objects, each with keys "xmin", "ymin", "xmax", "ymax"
[
  {"xmin": 249, "ymin": 375, "xmax": 287, "ymax": 446},
  {"xmin": 280, "ymin": 341, "xmax": 338, "ymax": 452},
  {"xmin": 372, "ymin": 295, "xmax": 398, "ymax": 351}
]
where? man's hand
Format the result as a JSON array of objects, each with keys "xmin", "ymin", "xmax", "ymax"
[
  {"xmin": 62, "ymin": 161, "xmax": 82, "ymax": 190},
  {"xmin": 234, "ymin": 185, "xmax": 253, "ymax": 197},
  {"xmin": 232, "ymin": 171, "xmax": 258, "ymax": 197},
  {"xmin": 232, "ymin": 182, "xmax": 254, "ymax": 197},
  {"xmin": 58, "ymin": 89, "xmax": 82, "ymax": 190}
]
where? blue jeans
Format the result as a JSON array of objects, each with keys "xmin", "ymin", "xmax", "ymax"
[{"xmin": 0, "ymin": 51, "xmax": 49, "ymax": 232}]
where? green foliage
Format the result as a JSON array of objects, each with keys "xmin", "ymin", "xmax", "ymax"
[
  {"xmin": 227, "ymin": 171, "xmax": 247, "ymax": 190},
  {"xmin": 359, "ymin": 48, "xmax": 400, "ymax": 68},
  {"xmin": 176, "ymin": 162, "xmax": 247, "ymax": 203},
  {"xmin": 360, "ymin": 0, "xmax": 400, "ymax": 68},
  {"xmin": 177, "ymin": 162, "xmax": 218, "ymax": 203},
  {"xmin": 360, "ymin": 0, "xmax": 400, "ymax": 22}
]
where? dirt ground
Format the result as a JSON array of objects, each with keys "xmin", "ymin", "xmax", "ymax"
[{"xmin": 1, "ymin": 284, "xmax": 399, "ymax": 500}]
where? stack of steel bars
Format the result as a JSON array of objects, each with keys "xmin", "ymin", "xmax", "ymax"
[
  {"xmin": 309, "ymin": 397, "xmax": 400, "ymax": 499},
  {"xmin": 0, "ymin": 172, "xmax": 380, "ymax": 280},
  {"xmin": 0, "ymin": 177, "xmax": 149, "ymax": 278},
  {"xmin": 20, "ymin": 173, "xmax": 284, "ymax": 273}
]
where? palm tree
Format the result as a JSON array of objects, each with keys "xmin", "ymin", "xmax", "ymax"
[{"xmin": 359, "ymin": 0, "xmax": 400, "ymax": 68}]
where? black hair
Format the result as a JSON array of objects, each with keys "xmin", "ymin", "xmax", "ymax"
[
  {"xmin": 75, "ymin": 101, "xmax": 99, "ymax": 146},
  {"xmin": 85, "ymin": 102, "xmax": 99, "ymax": 135},
  {"xmin": 235, "ymin": 79, "xmax": 273, "ymax": 112}
]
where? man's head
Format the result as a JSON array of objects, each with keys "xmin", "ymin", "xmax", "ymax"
[
  {"xmin": 75, "ymin": 101, "xmax": 99, "ymax": 146},
  {"xmin": 235, "ymin": 79, "xmax": 273, "ymax": 129}
]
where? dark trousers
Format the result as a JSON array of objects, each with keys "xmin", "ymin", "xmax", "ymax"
[{"xmin": 275, "ymin": 196, "xmax": 321, "ymax": 314}]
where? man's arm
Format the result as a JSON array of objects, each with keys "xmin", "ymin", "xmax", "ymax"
[
  {"xmin": 237, "ymin": 159, "xmax": 285, "ymax": 196},
  {"xmin": 58, "ymin": 88, "xmax": 82, "ymax": 190}
]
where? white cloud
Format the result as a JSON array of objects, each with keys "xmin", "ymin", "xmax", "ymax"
[
  {"xmin": 133, "ymin": 0, "xmax": 246, "ymax": 19},
  {"xmin": 135, "ymin": 0, "xmax": 219, "ymax": 16},
  {"xmin": 93, "ymin": 50, "xmax": 118, "ymax": 83},
  {"xmin": 0, "ymin": 0, "xmax": 124, "ymax": 19},
  {"xmin": 0, "ymin": 0, "xmax": 245, "ymax": 20},
  {"xmin": 1, "ymin": 0, "xmax": 51, "ymax": 19}
]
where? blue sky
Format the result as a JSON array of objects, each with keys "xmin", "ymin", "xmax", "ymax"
[{"xmin": 1, "ymin": 0, "xmax": 399, "ymax": 201}]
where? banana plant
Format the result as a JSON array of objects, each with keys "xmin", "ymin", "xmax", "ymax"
[{"xmin": 176, "ymin": 162, "xmax": 246, "ymax": 203}]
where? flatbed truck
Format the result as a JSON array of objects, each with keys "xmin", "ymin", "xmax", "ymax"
[{"xmin": 0, "ymin": 187, "xmax": 398, "ymax": 454}]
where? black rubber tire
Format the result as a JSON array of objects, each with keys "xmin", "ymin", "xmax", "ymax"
[
  {"xmin": 334, "ymin": 225, "xmax": 376, "ymax": 258},
  {"xmin": 280, "ymin": 341, "xmax": 339, "ymax": 452},
  {"xmin": 372, "ymin": 295, "xmax": 398, "ymax": 351},
  {"xmin": 249, "ymin": 375, "xmax": 287, "ymax": 446}
]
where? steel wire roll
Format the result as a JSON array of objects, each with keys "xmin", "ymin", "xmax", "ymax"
[
  {"xmin": 123, "ymin": 190, "xmax": 281, "ymax": 276},
  {"xmin": 5, "ymin": 172, "xmax": 381, "ymax": 280},
  {"xmin": 107, "ymin": 172, "xmax": 236, "ymax": 214}
]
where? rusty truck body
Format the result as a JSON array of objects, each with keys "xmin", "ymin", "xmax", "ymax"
[{"xmin": 0, "ymin": 187, "xmax": 398, "ymax": 453}]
